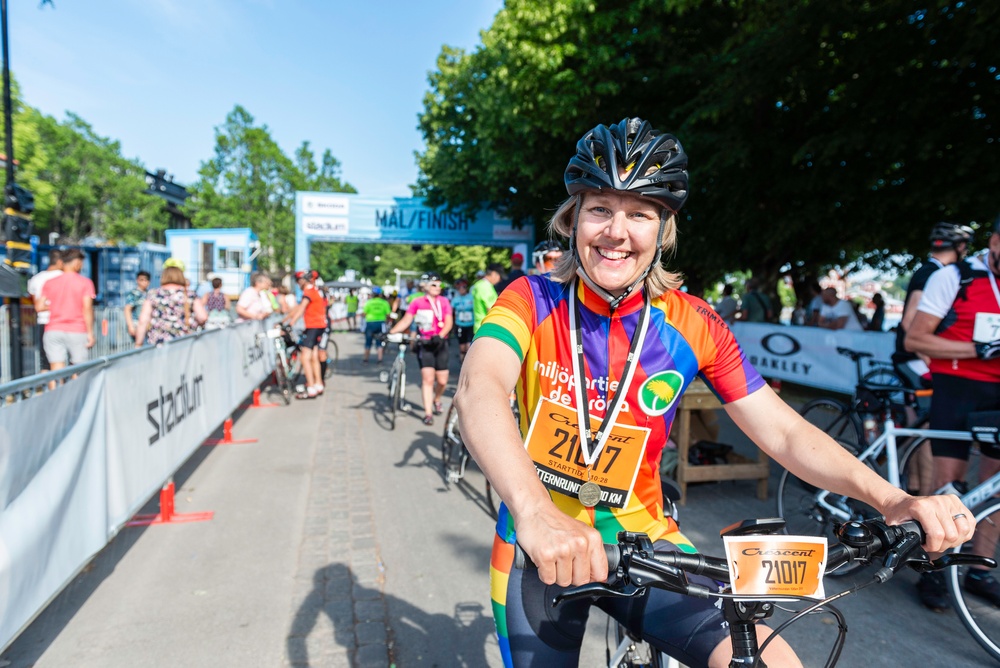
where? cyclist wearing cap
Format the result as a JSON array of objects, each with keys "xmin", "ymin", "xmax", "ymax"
[
  {"xmin": 906, "ymin": 218, "xmax": 1000, "ymax": 611},
  {"xmin": 282, "ymin": 270, "xmax": 328, "ymax": 399},
  {"xmin": 387, "ymin": 271, "xmax": 453, "ymax": 425},
  {"xmin": 893, "ymin": 222, "xmax": 973, "ymax": 391},
  {"xmin": 450, "ymin": 278, "xmax": 475, "ymax": 363},
  {"xmin": 454, "ymin": 117, "xmax": 975, "ymax": 667},
  {"xmin": 531, "ymin": 240, "xmax": 564, "ymax": 275}
]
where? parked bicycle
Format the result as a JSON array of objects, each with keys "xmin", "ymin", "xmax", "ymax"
[
  {"xmin": 264, "ymin": 324, "xmax": 301, "ymax": 405},
  {"xmin": 516, "ymin": 517, "xmax": 994, "ymax": 667},
  {"xmin": 778, "ymin": 383, "xmax": 1000, "ymax": 661}
]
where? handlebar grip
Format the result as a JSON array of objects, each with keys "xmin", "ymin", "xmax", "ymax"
[{"xmin": 512, "ymin": 543, "xmax": 622, "ymax": 573}]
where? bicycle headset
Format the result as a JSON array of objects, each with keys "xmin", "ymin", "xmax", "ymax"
[
  {"xmin": 563, "ymin": 117, "xmax": 689, "ymax": 310},
  {"xmin": 929, "ymin": 222, "xmax": 974, "ymax": 250}
]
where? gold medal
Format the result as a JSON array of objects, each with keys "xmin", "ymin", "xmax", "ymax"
[{"xmin": 578, "ymin": 481, "xmax": 602, "ymax": 507}]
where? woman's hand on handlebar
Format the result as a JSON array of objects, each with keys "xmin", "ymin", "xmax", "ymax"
[
  {"xmin": 880, "ymin": 490, "xmax": 975, "ymax": 553},
  {"xmin": 514, "ymin": 503, "xmax": 608, "ymax": 587}
]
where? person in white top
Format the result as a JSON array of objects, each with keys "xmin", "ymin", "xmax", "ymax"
[
  {"xmin": 235, "ymin": 273, "xmax": 275, "ymax": 321},
  {"xmin": 817, "ymin": 287, "xmax": 863, "ymax": 331},
  {"xmin": 26, "ymin": 248, "xmax": 64, "ymax": 371}
]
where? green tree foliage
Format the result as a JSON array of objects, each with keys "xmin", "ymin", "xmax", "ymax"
[
  {"xmin": 310, "ymin": 241, "xmax": 509, "ymax": 286},
  {"xmin": 417, "ymin": 0, "xmax": 1000, "ymax": 298},
  {"xmin": 1, "ymin": 81, "xmax": 168, "ymax": 243},
  {"xmin": 189, "ymin": 106, "xmax": 358, "ymax": 275}
]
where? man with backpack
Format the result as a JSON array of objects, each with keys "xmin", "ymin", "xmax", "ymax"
[{"xmin": 905, "ymin": 217, "xmax": 1000, "ymax": 611}]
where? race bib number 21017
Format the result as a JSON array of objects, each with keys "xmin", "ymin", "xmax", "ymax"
[{"xmin": 522, "ymin": 398, "xmax": 649, "ymax": 509}]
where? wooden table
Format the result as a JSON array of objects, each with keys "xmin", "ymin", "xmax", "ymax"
[{"xmin": 673, "ymin": 380, "xmax": 770, "ymax": 505}]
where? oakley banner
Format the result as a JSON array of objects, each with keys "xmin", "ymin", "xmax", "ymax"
[{"xmin": 731, "ymin": 323, "xmax": 895, "ymax": 395}]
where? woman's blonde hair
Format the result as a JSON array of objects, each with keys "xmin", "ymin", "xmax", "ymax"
[
  {"xmin": 160, "ymin": 266, "xmax": 186, "ymax": 287},
  {"xmin": 547, "ymin": 193, "xmax": 683, "ymax": 296}
]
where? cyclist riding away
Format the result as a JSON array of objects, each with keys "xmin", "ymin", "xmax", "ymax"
[
  {"xmin": 905, "ymin": 216, "xmax": 1000, "ymax": 611},
  {"xmin": 894, "ymin": 221, "xmax": 974, "ymax": 391},
  {"xmin": 387, "ymin": 271, "xmax": 453, "ymax": 425},
  {"xmin": 450, "ymin": 278, "xmax": 475, "ymax": 363},
  {"xmin": 531, "ymin": 239, "xmax": 564, "ymax": 275},
  {"xmin": 362, "ymin": 287, "xmax": 392, "ymax": 364},
  {"xmin": 454, "ymin": 117, "xmax": 975, "ymax": 668},
  {"xmin": 282, "ymin": 270, "xmax": 328, "ymax": 399}
]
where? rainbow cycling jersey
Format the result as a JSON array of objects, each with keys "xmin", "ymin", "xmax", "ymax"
[{"xmin": 476, "ymin": 275, "xmax": 765, "ymax": 544}]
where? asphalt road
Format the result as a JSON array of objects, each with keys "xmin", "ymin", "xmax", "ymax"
[{"xmin": 2, "ymin": 332, "xmax": 993, "ymax": 667}]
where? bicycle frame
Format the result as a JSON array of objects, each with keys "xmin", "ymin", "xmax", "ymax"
[{"xmin": 815, "ymin": 417, "xmax": 1000, "ymax": 522}]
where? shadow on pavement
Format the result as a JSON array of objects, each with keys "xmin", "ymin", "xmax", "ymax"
[{"xmin": 287, "ymin": 563, "xmax": 496, "ymax": 667}]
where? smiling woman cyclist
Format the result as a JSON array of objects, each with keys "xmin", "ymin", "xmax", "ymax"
[{"xmin": 453, "ymin": 117, "xmax": 976, "ymax": 668}]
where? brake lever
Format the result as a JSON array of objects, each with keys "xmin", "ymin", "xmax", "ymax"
[
  {"xmin": 911, "ymin": 553, "xmax": 999, "ymax": 574},
  {"xmin": 552, "ymin": 582, "xmax": 646, "ymax": 607}
]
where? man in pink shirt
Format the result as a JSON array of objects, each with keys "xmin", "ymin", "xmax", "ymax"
[{"xmin": 35, "ymin": 248, "xmax": 96, "ymax": 370}]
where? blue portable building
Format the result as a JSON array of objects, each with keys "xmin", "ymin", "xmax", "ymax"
[{"xmin": 164, "ymin": 228, "xmax": 260, "ymax": 297}]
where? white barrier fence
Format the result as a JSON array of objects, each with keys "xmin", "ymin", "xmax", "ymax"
[
  {"xmin": 731, "ymin": 322, "xmax": 895, "ymax": 395},
  {"xmin": 0, "ymin": 320, "xmax": 274, "ymax": 651}
]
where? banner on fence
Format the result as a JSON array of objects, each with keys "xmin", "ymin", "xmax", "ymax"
[
  {"xmin": 0, "ymin": 367, "xmax": 108, "ymax": 650},
  {"xmin": 731, "ymin": 322, "xmax": 895, "ymax": 394},
  {"xmin": 0, "ymin": 319, "xmax": 275, "ymax": 651}
]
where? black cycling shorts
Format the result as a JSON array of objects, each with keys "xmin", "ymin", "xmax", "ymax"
[
  {"xmin": 298, "ymin": 328, "xmax": 325, "ymax": 350},
  {"xmin": 416, "ymin": 338, "xmax": 450, "ymax": 371},
  {"xmin": 455, "ymin": 325, "xmax": 474, "ymax": 345},
  {"xmin": 929, "ymin": 373, "xmax": 1000, "ymax": 460}
]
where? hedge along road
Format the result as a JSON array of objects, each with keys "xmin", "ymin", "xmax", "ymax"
[{"xmin": 1, "ymin": 331, "xmax": 990, "ymax": 667}]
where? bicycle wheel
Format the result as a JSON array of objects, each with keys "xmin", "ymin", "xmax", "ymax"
[
  {"xmin": 485, "ymin": 479, "xmax": 498, "ymax": 520},
  {"xmin": 388, "ymin": 366, "xmax": 400, "ymax": 430},
  {"xmin": 272, "ymin": 354, "xmax": 292, "ymax": 405},
  {"xmin": 776, "ymin": 437, "xmax": 879, "ymax": 576},
  {"xmin": 325, "ymin": 338, "xmax": 338, "ymax": 377},
  {"xmin": 441, "ymin": 404, "xmax": 461, "ymax": 474},
  {"xmin": 611, "ymin": 624, "xmax": 668, "ymax": 668},
  {"xmin": 799, "ymin": 398, "xmax": 863, "ymax": 448},
  {"xmin": 947, "ymin": 500, "xmax": 1000, "ymax": 663},
  {"xmin": 897, "ymin": 436, "xmax": 935, "ymax": 496}
]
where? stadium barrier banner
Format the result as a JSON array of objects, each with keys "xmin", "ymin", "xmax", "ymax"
[
  {"xmin": 731, "ymin": 322, "xmax": 895, "ymax": 394},
  {"xmin": 0, "ymin": 319, "xmax": 274, "ymax": 651},
  {"xmin": 0, "ymin": 367, "xmax": 108, "ymax": 652}
]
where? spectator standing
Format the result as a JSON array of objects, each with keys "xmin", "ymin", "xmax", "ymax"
[
  {"xmin": 904, "ymin": 218, "xmax": 1000, "ymax": 611},
  {"xmin": 714, "ymin": 284, "xmax": 739, "ymax": 325},
  {"xmin": 868, "ymin": 293, "xmax": 886, "ymax": 332},
  {"xmin": 361, "ymin": 287, "xmax": 392, "ymax": 364},
  {"xmin": 472, "ymin": 263, "xmax": 505, "ymax": 333},
  {"xmin": 123, "ymin": 270, "xmax": 151, "ymax": 339},
  {"xmin": 738, "ymin": 277, "xmax": 773, "ymax": 322},
  {"xmin": 450, "ymin": 277, "xmax": 475, "ymax": 362},
  {"xmin": 345, "ymin": 289, "xmax": 359, "ymax": 331},
  {"xmin": 894, "ymin": 222, "xmax": 973, "ymax": 389},
  {"xmin": 135, "ymin": 265, "xmax": 207, "ymax": 346},
  {"xmin": 817, "ymin": 287, "xmax": 864, "ymax": 330},
  {"xmin": 387, "ymin": 271, "xmax": 453, "ymax": 425},
  {"xmin": 26, "ymin": 248, "xmax": 63, "ymax": 371},
  {"xmin": 278, "ymin": 284, "xmax": 298, "ymax": 315},
  {"xmin": 236, "ymin": 273, "xmax": 274, "ymax": 321},
  {"xmin": 282, "ymin": 270, "xmax": 328, "ymax": 399},
  {"xmin": 37, "ymin": 248, "xmax": 95, "ymax": 370},
  {"xmin": 805, "ymin": 281, "xmax": 824, "ymax": 326},
  {"xmin": 203, "ymin": 277, "xmax": 232, "ymax": 328},
  {"xmin": 497, "ymin": 252, "xmax": 526, "ymax": 292}
]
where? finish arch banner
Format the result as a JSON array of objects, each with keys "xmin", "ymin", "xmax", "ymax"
[
  {"xmin": 294, "ymin": 192, "xmax": 535, "ymax": 269},
  {"xmin": 730, "ymin": 323, "xmax": 895, "ymax": 395}
]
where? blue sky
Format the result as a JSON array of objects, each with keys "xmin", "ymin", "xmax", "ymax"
[{"xmin": 8, "ymin": 0, "xmax": 503, "ymax": 197}]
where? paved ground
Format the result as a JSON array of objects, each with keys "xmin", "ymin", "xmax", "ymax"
[{"xmin": 2, "ymin": 332, "xmax": 994, "ymax": 667}]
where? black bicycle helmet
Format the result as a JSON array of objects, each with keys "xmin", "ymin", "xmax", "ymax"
[
  {"xmin": 564, "ymin": 117, "xmax": 688, "ymax": 213},
  {"xmin": 929, "ymin": 222, "xmax": 974, "ymax": 250},
  {"xmin": 532, "ymin": 240, "xmax": 564, "ymax": 268},
  {"xmin": 422, "ymin": 271, "xmax": 441, "ymax": 283}
]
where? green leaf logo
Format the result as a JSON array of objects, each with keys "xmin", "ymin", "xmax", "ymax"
[{"xmin": 638, "ymin": 371, "xmax": 685, "ymax": 416}]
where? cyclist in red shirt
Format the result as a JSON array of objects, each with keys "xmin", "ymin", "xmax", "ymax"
[{"xmin": 282, "ymin": 270, "xmax": 329, "ymax": 399}]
